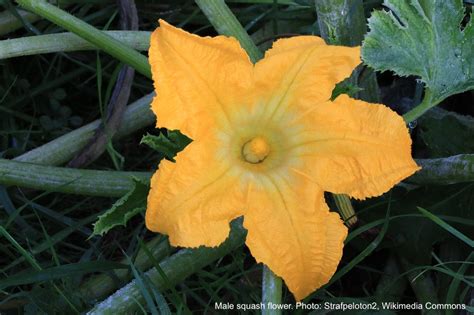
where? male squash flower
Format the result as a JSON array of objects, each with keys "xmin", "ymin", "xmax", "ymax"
[{"xmin": 146, "ymin": 20, "xmax": 419, "ymax": 300}]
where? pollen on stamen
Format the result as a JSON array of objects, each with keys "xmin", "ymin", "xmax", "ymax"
[{"xmin": 242, "ymin": 136, "xmax": 271, "ymax": 164}]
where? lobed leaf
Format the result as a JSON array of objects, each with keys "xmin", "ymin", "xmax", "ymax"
[{"xmin": 362, "ymin": 0, "xmax": 474, "ymax": 103}]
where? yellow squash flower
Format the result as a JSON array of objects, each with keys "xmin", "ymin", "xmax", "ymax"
[{"xmin": 146, "ymin": 20, "xmax": 419, "ymax": 300}]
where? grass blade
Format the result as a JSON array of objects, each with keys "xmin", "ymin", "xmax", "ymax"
[{"xmin": 417, "ymin": 207, "xmax": 474, "ymax": 248}]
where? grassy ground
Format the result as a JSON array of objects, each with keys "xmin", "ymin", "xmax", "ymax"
[{"xmin": 1, "ymin": 0, "xmax": 473, "ymax": 314}]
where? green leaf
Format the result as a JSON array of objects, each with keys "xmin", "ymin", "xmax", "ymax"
[
  {"xmin": 362, "ymin": 0, "xmax": 474, "ymax": 103},
  {"xmin": 140, "ymin": 130, "xmax": 192, "ymax": 162},
  {"xmin": 417, "ymin": 107, "xmax": 474, "ymax": 157},
  {"xmin": 92, "ymin": 178, "xmax": 149, "ymax": 237}
]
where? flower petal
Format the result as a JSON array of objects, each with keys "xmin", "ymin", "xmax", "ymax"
[
  {"xmin": 148, "ymin": 20, "xmax": 253, "ymax": 139},
  {"xmin": 253, "ymin": 36, "xmax": 360, "ymax": 124},
  {"xmin": 145, "ymin": 136, "xmax": 246, "ymax": 247},
  {"xmin": 244, "ymin": 173, "xmax": 347, "ymax": 300},
  {"xmin": 290, "ymin": 94, "xmax": 420, "ymax": 199}
]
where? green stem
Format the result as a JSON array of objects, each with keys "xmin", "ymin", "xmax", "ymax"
[
  {"xmin": 14, "ymin": 93, "xmax": 155, "ymax": 166},
  {"xmin": 0, "ymin": 31, "xmax": 151, "ymax": 59},
  {"xmin": 195, "ymin": 0, "xmax": 263, "ymax": 63},
  {"xmin": 333, "ymin": 194, "xmax": 358, "ymax": 226},
  {"xmin": 0, "ymin": 158, "xmax": 151, "ymax": 197},
  {"xmin": 88, "ymin": 219, "xmax": 247, "ymax": 314},
  {"xmin": 262, "ymin": 266, "xmax": 283, "ymax": 315},
  {"xmin": 410, "ymin": 155, "xmax": 474, "ymax": 185},
  {"xmin": 15, "ymin": 0, "xmax": 152, "ymax": 78},
  {"xmin": 403, "ymin": 90, "xmax": 438, "ymax": 123}
]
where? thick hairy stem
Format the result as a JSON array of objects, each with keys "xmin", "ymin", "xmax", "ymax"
[
  {"xmin": 0, "ymin": 159, "xmax": 151, "ymax": 197},
  {"xmin": 314, "ymin": 0, "xmax": 365, "ymax": 46},
  {"xmin": 0, "ymin": 31, "xmax": 150, "ymax": 59},
  {"xmin": 410, "ymin": 155, "xmax": 474, "ymax": 185}
]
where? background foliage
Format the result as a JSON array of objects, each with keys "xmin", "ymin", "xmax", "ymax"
[{"xmin": 0, "ymin": 0, "xmax": 473, "ymax": 314}]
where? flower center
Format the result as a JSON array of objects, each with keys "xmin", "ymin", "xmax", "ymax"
[{"xmin": 242, "ymin": 136, "xmax": 271, "ymax": 164}]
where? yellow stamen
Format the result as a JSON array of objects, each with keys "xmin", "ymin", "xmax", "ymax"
[{"xmin": 242, "ymin": 136, "xmax": 270, "ymax": 164}]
